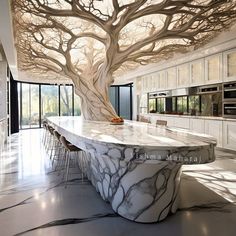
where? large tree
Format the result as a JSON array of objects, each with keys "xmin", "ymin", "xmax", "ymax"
[{"xmin": 13, "ymin": 0, "xmax": 236, "ymax": 121}]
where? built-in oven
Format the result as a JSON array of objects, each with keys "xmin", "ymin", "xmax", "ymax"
[
  {"xmin": 223, "ymin": 82, "xmax": 236, "ymax": 100},
  {"xmin": 223, "ymin": 102, "xmax": 236, "ymax": 118}
]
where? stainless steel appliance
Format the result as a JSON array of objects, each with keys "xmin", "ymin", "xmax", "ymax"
[
  {"xmin": 223, "ymin": 102, "xmax": 236, "ymax": 118},
  {"xmin": 223, "ymin": 82, "xmax": 236, "ymax": 118},
  {"xmin": 197, "ymin": 84, "xmax": 222, "ymax": 94},
  {"xmin": 223, "ymin": 82, "xmax": 236, "ymax": 100}
]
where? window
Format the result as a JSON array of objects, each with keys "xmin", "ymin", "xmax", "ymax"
[
  {"xmin": 157, "ymin": 97, "xmax": 165, "ymax": 113},
  {"xmin": 18, "ymin": 82, "xmax": 132, "ymax": 129},
  {"xmin": 60, "ymin": 85, "xmax": 73, "ymax": 116},
  {"xmin": 18, "ymin": 82, "xmax": 81, "ymax": 129},
  {"xmin": 177, "ymin": 96, "xmax": 188, "ymax": 114},
  {"xmin": 149, "ymin": 99, "xmax": 156, "ymax": 113},
  {"xmin": 109, "ymin": 84, "xmax": 133, "ymax": 120},
  {"xmin": 188, "ymin": 95, "xmax": 200, "ymax": 115},
  {"xmin": 20, "ymin": 83, "xmax": 40, "ymax": 129},
  {"xmin": 74, "ymin": 94, "xmax": 81, "ymax": 116},
  {"xmin": 41, "ymin": 85, "xmax": 59, "ymax": 119},
  {"xmin": 119, "ymin": 86, "xmax": 131, "ymax": 119}
]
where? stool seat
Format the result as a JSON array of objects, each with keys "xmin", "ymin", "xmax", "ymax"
[{"xmin": 60, "ymin": 136, "xmax": 81, "ymax": 152}]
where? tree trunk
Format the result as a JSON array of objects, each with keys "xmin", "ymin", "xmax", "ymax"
[{"xmin": 74, "ymin": 78, "xmax": 118, "ymax": 121}]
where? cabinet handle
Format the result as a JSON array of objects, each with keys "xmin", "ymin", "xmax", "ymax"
[{"xmin": 224, "ymin": 107, "xmax": 236, "ymax": 109}]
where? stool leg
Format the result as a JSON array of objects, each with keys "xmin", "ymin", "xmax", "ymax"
[{"xmin": 65, "ymin": 151, "xmax": 70, "ymax": 188}]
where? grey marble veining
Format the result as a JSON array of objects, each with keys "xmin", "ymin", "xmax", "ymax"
[{"xmin": 0, "ymin": 129, "xmax": 236, "ymax": 235}]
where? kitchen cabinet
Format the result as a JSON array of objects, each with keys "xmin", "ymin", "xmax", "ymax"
[
  {"xmin": 223, "ymin": 49, "xmax": 236, "ymax": 82},
  {"xmin": 223, "ymin": 121, "xmax": 236, "ymax": 151},
  {"xmin": 173, "ymin": 117, "xmax": 190, "ymax": 129},
  {"xmin": 204, "ymin": 119, "xmax": 223, "ymax": 147},
  {"xmin": 205, "ymin": 53, "xmax": 223, "ymax": 84},
  {"xmin": 159, "ymin": 70, "xmax": 166, "ymax": 90},
  {"xmin": 189, "ymin": 118, "xmax": 205, "ymax": 134},
  {"xmin": 177, "ymin": 63, "xmax": 189, "ymax": 88},
  {"xmin": 166, "ymin": 67, "xmax": 177, "ymax": 89},
  {"xmin": 190, "ymin": 59, "xmax": 205, "ymax": 86}
]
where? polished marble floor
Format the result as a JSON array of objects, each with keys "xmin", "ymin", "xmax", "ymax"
[{"xmin": 0, "ymin": 129, "xmax": 236, "ymax": 236}]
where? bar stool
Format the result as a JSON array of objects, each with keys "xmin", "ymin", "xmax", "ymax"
[
  {"xmin": 42, "ymin": 120, "xmax": 48, "ymax": 145},
  {"xmin": 60, "ymin": 136, "xmax": 85, "ymax": 187},
  {"xmin": 156, "ymin": 120, "xmax": 167, "ymax": 126},
  {"xmin": 46, "ymin": 125, "xmax": 55, "ymax": 155},
  {"xmin": 51, "ymin": 130, "xmax": 64, "ymax": 169},
  {"xmin": 139, "ymin": 116, "xmax": 150, "ymax": 123}
]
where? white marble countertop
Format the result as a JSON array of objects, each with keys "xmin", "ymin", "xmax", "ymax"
[
  {"xmin": 0, "ymin": 117, "xmax": 7, "ymax": 122},
  {"xmin": 47, "ymin": 116, "xmax": 216, "ymax": 149},
  {"xmin": 145, "ymin": 113, "xmax": 236, "ymax": 121}
]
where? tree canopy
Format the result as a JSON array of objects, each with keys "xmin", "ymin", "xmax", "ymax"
[{"xmin": 13, "ymin": 0, "xmax": 236, "ymax": 120}]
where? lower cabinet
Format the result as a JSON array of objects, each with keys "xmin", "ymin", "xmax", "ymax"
[
  {"xmin": 190, "ymin": 118, "xmax": 205, "ymax": 134},
  {"xmin": 223, "ymin": 121, "xmax": 236, "ymax": 151},
  {"xmin": 145, "ymin": 114, "xmax": 236, "ymax": 150},
  {"xmin": 173, "ymin": 117, "xmax": 190, "ymax": 129},
  {"xmin": 204, "ymin": 120, "xmax": 223, "ymax": 148},
  {"xmin": 0, "ymin": 118, "xmax": 7, "ymax": 152}
]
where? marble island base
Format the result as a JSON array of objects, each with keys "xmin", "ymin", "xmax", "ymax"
[{"xmin": 87, "ymin": 153, "xmax": 182, "ymax": 222}]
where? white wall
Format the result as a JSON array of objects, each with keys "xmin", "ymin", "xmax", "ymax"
[{"xmin": 0, "ymin": 60, "xmax": 8, "ymax": 147}]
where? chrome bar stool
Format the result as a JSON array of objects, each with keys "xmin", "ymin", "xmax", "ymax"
[
  {"xmin": 42, "ymin": 120, "xmax": 48, "ymax": 145},
  {"xmin": 156, "ymin": 120, "xmax": 167, "ymax": 126},
  {"xmin": 46, "ymin": 125, "xmax": 55, "ymax": 155},
  {"xmin": 60, "ymin": 136, "xmax": 85, "ymax": 187},
  {"xmin": 51, "ymin": 130, "xmax": 64, "ymax": 169}
]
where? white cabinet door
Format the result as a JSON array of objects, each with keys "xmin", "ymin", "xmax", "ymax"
[
  {"xmin": 159, "ymin": 71, "xmax": 166, "ymax": 90},
  {"xmin": 223, "ymin": 49, "xmax": 236, "ymax": 82},
  {"xmin": 205, "ymin": 53, "xmax": 223, "ymax": 84},
  {"xmin": 190, "ymin": 59, "xmax": 205, "ymax": 86},
  {"xmin": 164, "ymin": 116, "xmax": 175, "ymax": 127},
  {"xmin": 173, "ymin": 117, "xmax": 190, "ymax": 129},
  {"xmin": 177, "ymin": 63, "xmax": 190, "ymax": 88},
  {"xmin": 189, "ymin": 118, "xmax": 205, "ymax": 134},
  {"xmin": 223, "ymin": 121, "xmax": 236, "ymax": 151},
  {"xmin": 166, "ymin": 67, "xmax": 177, "ymax": 89},
  {"xmin": 204, "ymin": 120, "xmax": 223, "ymax": 147}
]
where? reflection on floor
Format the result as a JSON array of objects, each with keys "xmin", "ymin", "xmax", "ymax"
[{"xmin": 0, "ymin": 129, "xmax": 235, "ymax": 236}]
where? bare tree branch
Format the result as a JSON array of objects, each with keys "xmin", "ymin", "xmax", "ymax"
[{"xmin": 13, "ymin": 0, "xmax": 236, "ymax": 121}]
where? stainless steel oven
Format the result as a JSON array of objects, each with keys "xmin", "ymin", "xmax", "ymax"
[
  {"xmin": 223, "ymin": 82, "xmax": 236, "ymax": 100},
  {"xmin": 223, "ymin": 102, "xmax": 236, "ymax": 118}
]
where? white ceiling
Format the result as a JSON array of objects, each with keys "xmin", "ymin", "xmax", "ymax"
[{"xmin": 0, "ymin": 0, "xmax": 18, "ymax": 79}]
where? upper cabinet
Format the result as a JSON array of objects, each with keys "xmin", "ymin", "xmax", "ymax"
[
  {"xmin": 190, "ymin": 59, "xmax": 205, "ymax": 86},
  {"xmin": 139, "ymin": 47, "xmax": 236, "ymax": 94},
  {"xmin": 223, "ymin": 49, "xmax": 236, "ymax": 82},
  {"xmin": 159, "ymin": 70, "xmax": 166, "ymax": 90},
  {"xmin": 205, "ymin": 53, "xmax": 223, "ymax": 84},
  {"xmin": 166, "ymin": 67, "xmax": 176, "ymax": 89},
  {"xmin": 177, "ymin": 63, "xmax": 189, "ymax": 88}
]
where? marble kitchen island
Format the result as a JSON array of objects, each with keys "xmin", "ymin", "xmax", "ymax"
[{"xmin": 47, "ymin": 116, "xmax": 216, "ymax": 223}]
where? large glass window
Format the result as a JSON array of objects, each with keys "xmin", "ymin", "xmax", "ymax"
[
  {"xmin": 41, "ymin": 85, "xmax": 59, "ymax": 119},
  {"xmin": 177, "ymin": 96, "xmax": 188, "ymax": 114},
  {"xmin": 109, "ymin": 87, "xmax": 119, "ymax": 112},
  {"xmin": 18, "ymin": 82, "xmax": 132, "ymax": 129},
  {"xmin": 119, "ymin": 86, "xmax": 131, "ymax": 119},
  {"xmin": 18, "ymin": 83, "xmax": 81, "ymax": 129},
  {"xmin": 20, "ymin": 83, "xmax": 39, "ymax": 129},
  {"xmin": 188, "ymin": 95, "xmax": 200, "ymax": 115},
  {"xmin": 149, "ymin": 99, "xmax": 156, "ymax": 113},
  {"xmin": 74, "ymin": 94, "xmax": 81, "ymax": 116},
  {"xmin": 109, "ymin": 84, "xmax": 133, "ymax": 120},
  {"xmin": 157, "ymin": 97, "xmax": 165, "ymax": 113},
  {"xmin": 60, "ymin": 85, "xmax": 73, "ymax": 116}
]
